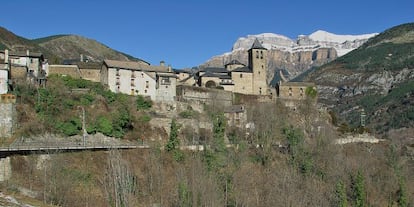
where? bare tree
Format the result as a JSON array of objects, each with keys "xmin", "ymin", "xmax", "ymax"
[{"xmin": 103, "ymin": 150, "xmax": 137, "ymax": 207}]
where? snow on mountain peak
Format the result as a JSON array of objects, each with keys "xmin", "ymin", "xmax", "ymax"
[
  {"xmin": 309, "ymin": 30, "xmax": 378, "ymax": 43},
  {"xmin": 231, "ymin": 30, "xmax": 378, "ymax": 57}
]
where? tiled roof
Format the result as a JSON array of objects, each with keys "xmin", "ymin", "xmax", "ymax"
[
  {"xmin": 0, "ymin": 50, "xmax": 44, "ymax": 58},
  {"xmin": 199, "ymin": 67, "xmax": 228, "ymax": 73},
  {"xmin": 157, "ymin": 72, "xmax": 178, "ymax": 78},
  {"xmin": 231, "ymin": 66, "xmax": 252, "ymax": 73},
  {"xmin": 104, "ymin": 59, "xmax": 169, "ymax": 72},
  {"xmin": 225, "ymin": 60, "xmax": 245, "ymax": 66}
]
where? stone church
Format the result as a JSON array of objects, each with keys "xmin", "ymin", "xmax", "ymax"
[{"xmin": 194, "ymin": 39, "xmax": 271, "ymax": 96}]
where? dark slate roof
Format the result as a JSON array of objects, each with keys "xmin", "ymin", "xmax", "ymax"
[
  {"xmin": 231, "ymin": 66, "xmax": 252, "ymax": 73},
  {"xmin": 250, "ymin": 38, "xmax": 267, "ymax": 50},
  {"xmin": 200, "ymin": 71, "xmax": 230, "ymax": 79},
  {"xmin": 199, "ymin": 67, "xmax": 228, "ymax": 73},
  {"xmin": 104, "ymin": 59, "xmax": 168, "ymax": 72},
  {"xmin": 179, "ymin": 75, "xmax": 195, "ymax": 83},
  {"xmin": 225, "ymin": 59, "xmax": 245, "ymax": 66}
]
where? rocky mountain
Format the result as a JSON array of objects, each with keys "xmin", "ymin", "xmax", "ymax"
[
  {"xmin": 302, "ymin": 23, "xmax": 414, "ymax": 134},
  {"xmin": 0, "ymin": 26, "xmax": 142, "ymax": 64},
  {"xmin": 202, "ymin": 31, "xmax": 377, "ymax": 83},
  {"xmin": 33, "ymin": 35, "xmax": 141, "ymax": 63}
]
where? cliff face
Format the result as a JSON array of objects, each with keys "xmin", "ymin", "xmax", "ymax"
[
  {"xmin": 303, "ymin": 23, "xmax": 414, "ymax": 133},
  {"xmin": 202, "ymin": 47, "xmax": 337, "ymax": 83},
  {"xmin": 201, "ymin": 30, "xmax": 375, "ymax": 82}
]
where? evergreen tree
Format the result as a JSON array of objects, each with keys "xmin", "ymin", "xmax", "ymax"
[
  {"xmin": 353, "ymin": 170, "xmax": 366, "ymax": 207},
  {"xmin": 335, "ymin": 180, "xmax": 348, "ymax": 207},
  {"xmin": 165, "ymin": 119, "xmax": 184, "ymax": 161},
  {"xmin": 397, "ymin": 177, "xmax": 408, "ymax": 207}
]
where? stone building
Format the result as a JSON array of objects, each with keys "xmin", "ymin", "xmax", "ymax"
[
  {"xmin": 78, "ymin": 62, "xmax": 101, "ymax": 82},
  {"xmin": 276, "ymin": 81, "xmax": 316, "ymax": 100},
  {"xmin": 196, "ymin": 39, "xmax": 271, "ymax": 96},
  {"xmin": 276, "ymin": 81, "xmax": 317, "ymax": 108},
  {"xmin": 0, "ymin": 49, "xmax": 46, "ymax": 85},
  {"xmin": 101, "ymin": 59, "xmax": 177, "ymax": 102}
]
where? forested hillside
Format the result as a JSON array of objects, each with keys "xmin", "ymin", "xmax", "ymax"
[{"xmin": 3, "ymin": 76, "xmax": 413, "ymax": 207}]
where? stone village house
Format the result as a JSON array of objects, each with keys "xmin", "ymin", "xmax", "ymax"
[
  {"xmin": 100, "ymin": 59, "xmax": 177, "ymax": 102},
  {"xmin": 0, "ymin": 49, "xmax": 47, "ymax": 93}
]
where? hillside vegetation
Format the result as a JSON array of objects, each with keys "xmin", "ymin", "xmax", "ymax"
[
  {"xmin": 5, "ymin": 77, "xmax": 414, "ymax": 206},
  {"xmin": 13, "ymin": 75, "xmax": 153, "ymax": 140},
  {"xmin": 304, "ymin": 23, "xmax": 414, "ymax": 134},
  {"xmin": 0, "ymin": 26, "xmax": 141, "ymax": 64}
]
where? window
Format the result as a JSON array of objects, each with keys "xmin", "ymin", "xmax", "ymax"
[
  {"xmin": 144, "ymin": 89, "xmax": 147, "ymax": 93},
  {"xmin": 256, "ymin": 51, "xmax": 259, "ymax": 58},
  {"xmin": 116, "ymin": 69, "xmax": 120, "ymax": 76},
  {"xmin": 141, "ymin": 73, "xmax": 144, "ymax": 78},
  {"xmin": 260, "ymin": 51, "xmax": 263, "ymax": 59},
  {"xmin": 130, "ymin": 89, "xmax": 134, "ymax": 95},
  {"xmin": 259, "ymin": 87, "xmax": 262, "ymax": 94},
  {"xmin": 240, "ymin": 73, "xmax": 243, "ymax": 78},
  {"xmin": 289, "ymin": 87, "xmax": 292, "ymax": 96},
  {"xmin": 146, "ymin": 81, "xmax": 149, "ymax": 88},
  {"xmin": 300, "ymin": 88, "xmax": 304, "ymax": 96},
  {"xmin": 161, "ymin": 77, "xmax": 170, "ymax": 85}
]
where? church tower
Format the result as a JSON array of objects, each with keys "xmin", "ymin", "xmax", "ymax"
[{"xmin": 248, "ymin": 39, "xmax": 268, "ymax": 95}]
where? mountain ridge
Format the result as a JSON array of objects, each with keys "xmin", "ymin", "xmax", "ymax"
[
  {"xmin": 201, "ymin": 30, "xmax": 376, "ymax": 82},
  {"xmin": 0, "ymin": 26, "xmax": 143, "ymax": 64},
  {"xmin": 303, "ymin": 22, "xmax": 414, "ymax": 134}
]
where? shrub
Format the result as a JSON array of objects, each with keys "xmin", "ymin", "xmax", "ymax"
[
  {"xmin": 179, "ymin": 110, "xmax": 194, "ymax": 118},
  {"xmin": 96, "ymin": 116, "xmax": 113, "ymax": 136},
  {"xmin": 56, "ymin": 118, "xmax": 81, "ymax": 136},
  {"xmin": 136, "ymin": 95, "xmax": 152, "ymax": 110}
]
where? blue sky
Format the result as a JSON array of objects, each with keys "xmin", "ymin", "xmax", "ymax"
[{"xmin": 1, "ymin": 0, "xmax": 413, "ymax": 68}]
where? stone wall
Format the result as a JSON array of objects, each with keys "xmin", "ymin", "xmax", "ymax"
[
  {"xmin": 176, "ymin": 85, "xmax": 233, "ymax": 107},
  {"xmin": 80, "ymin": 68, "xmax": 100, "ymax": 82},
  {"xmin": 48, "ymin": 65, "xmax": 81, "ymax": 78},
  {"xmin": 0, "ymin": 101, "xmax": 16, "ymax": 138},
  {"xmin": 232, "ymin": 72, "xmax": 253, "ymax": 94},
  {"xmin": 10, "ymin": 65, "xmax": 27, "ymax": 79}
]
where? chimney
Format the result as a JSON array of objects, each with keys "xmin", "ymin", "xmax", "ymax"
[
  {"xmin": 4, "ymin": 49, "xmax": 8, "ymax": 64},
  {"xmin": 168, "ymin": 64, "xmax": 172, "ymax": 72},
  {"xmin": 26, "ymin": 49, "xmax": 30, "ymax": 56},
  {"xmin": 80, "ymin": 54, "xmax": 84, "ymax": 62},
  {"xmin": 160, "ymin": 60, "xmax": 165, "ymax": 67}
]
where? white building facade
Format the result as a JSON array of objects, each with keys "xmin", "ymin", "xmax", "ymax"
[{"xmin": 101, "ymin": 59, "xmax": 177, "ymax": 102}]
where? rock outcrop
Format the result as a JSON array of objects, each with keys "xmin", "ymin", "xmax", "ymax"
[{"xmin": 201, "ymin": 31, "xmax": 376, "ymax": 82}]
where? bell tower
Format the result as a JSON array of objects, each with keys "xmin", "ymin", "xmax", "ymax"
[{"xmin": 248, "ymin": 38, "xmax": 268, "ymax": 95}]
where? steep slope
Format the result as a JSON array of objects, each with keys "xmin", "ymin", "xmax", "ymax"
[
  {"xmin": 303, "ymin": 23, "xmax": 414, "ymax": 133},
  {"xmin": 202, "ymin": 31, "xmax": 376, "ymax": 82},
  {"xmin": 0, "ymin": 26, "xmax": 46, "ymax": 53},
  {"xmin": 35, "ymin": 35, "xmax": 142, "ymax": 63},
  {"xmin": 0, "ymin": 26, "xmax": 143, "ymax": 64}
]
